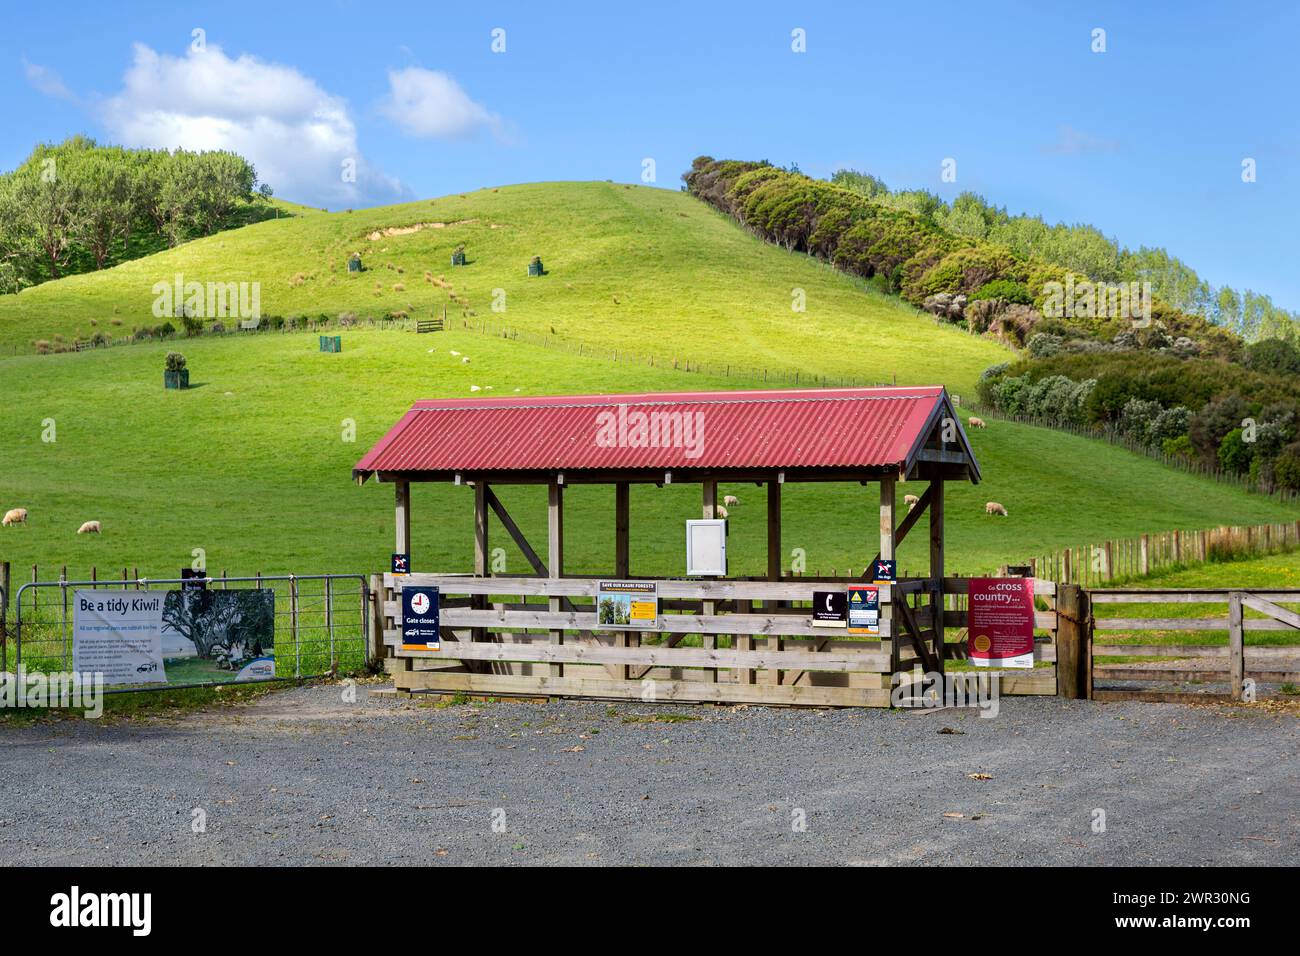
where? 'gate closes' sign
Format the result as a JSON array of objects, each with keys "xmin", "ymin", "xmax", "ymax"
[{"xmin": 967, "ymin": 578, "xmax": 1036, "ymax": 668}]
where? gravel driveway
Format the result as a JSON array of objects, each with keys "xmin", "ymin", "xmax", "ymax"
[{"xmin": 1, "ymin": 683, "xmax": 1295, "ymax": 866}]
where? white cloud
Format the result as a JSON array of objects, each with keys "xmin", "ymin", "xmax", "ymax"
[
  {"xmin": 22, "ymin": 58, "xmax": 77, "ymax": 102},
  {"xmin": 378, "ymin": 66, "xmax": 502, "ymax": 140},
  {"xmin": 100, "ymin": 43, "xmax": 406, "ymax": 207}
]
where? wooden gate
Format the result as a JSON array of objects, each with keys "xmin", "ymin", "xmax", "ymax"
[{"xmin": 1089, "ymin": 588, "xmax": 1300, "ymax": 702}]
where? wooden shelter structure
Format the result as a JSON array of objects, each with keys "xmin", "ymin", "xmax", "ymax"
[{"xmin": 354, "ymin": 386, "xmax": 990, "ymax": 707}]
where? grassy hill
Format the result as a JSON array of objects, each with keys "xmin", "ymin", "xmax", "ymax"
[
  {"xmin": 0, "ymin": 182, "xmax": 1295, "ymax": 583},
  {"xmin": 0, "ymin": 182, "xmax": 1002, "ymax": 395}
]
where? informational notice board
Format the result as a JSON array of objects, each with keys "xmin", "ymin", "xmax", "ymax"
[
  {"xmin": 596, "ymin": 581, "xmax": 659, "ymax": 630},
  {"xmin": 967, "ymin": 577, "xmax": 1036, "ymax": 668},
  {"xmin": 73, "ymin": 590, "xmax": 167, "ymax": 685},
  {"xmin": 401, "ymin": 586, "xmax": 441, "ymax": 651},
  {"xmin": 812, "ymin": 590, "xmax": 847, "ymax": 627},
  {"xmin": 74, "ymin": 588, "xmax": 277, "ymax": 686},
  {"xmin": 847, "ymin": 587, "xmax": 880, "ymax": 636}
]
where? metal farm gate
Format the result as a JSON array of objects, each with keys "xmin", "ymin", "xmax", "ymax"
[{"xmin": 8, "ymin": 574, "xmax": 369, "ymax": 693}]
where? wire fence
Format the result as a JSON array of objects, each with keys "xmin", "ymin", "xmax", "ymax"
[{"xmin": 7, "ymin": 573, "xmax": 368, "ymax": 693}]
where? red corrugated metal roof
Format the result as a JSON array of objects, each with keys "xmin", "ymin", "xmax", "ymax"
[{"xmin": 354, "ymin": 386, "xmax": 973, "ymax": 479}]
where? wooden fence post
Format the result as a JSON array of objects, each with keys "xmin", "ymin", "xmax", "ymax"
[
  {"xmin": 1227, "ymin": 591, "xmax": 1244, "ymax": 702},
  {"xmin": 0, "ymin": 560, "xmax": 9, "ymax": 669},
  {"xmin": 368, "ymin": 573, "xmax": 387, "ymax": 669},
  {"xmin": 1056, "ymin": 584, "xmax": 1091, "ymax": 700}
]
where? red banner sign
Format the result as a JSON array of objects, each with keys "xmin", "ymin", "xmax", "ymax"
[{"xmin": 967, "ymin": 578, "xmax": 1036, "ymax": 668}]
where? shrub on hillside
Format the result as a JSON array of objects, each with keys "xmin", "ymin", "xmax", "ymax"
[
  {"xmin": 1244, "ymin": 337, "xmax": 1300, "ymax": 376},
  {"xmin": 1275, "ymin": 449, "xmax": 1300, "ymax": 491},
  {"xmin": 971, "ymin": 278, "xmax": 1033, "ymax": 304},
  {"xmin": 1217, "ymin": 428, "xmax": 1253, "ymax": 474}
]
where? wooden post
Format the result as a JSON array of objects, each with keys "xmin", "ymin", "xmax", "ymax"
[
  {"xmin": 548, "ymin": 481, "xmax": 564, "ymax": 678},
  {"xmin": 1056, "ymin": 584, "xmax": 1091, "ymax": 699},
  {"xmin": 0, "ymin": 560, "xmax": 9, "ymax": 670},
  {"xmin": 367, "ymin": 573, "xmax": 387, "ymax": 668},
  {"xmin": 701, "ymin": 481, "xmax": 718, "ymax": 680},
  {"xmin": 764, "ymin": 478, "xmax": 782, "ymax": 684},
  {"xmin": 615, "ymin": 483, "xmax": 630, "ymax": 577},
  {"xmin": 394, "ymin": 480, "xmax": 411, "ymax": 558},
  {"xmin": 880, "ymin": 475, "xmax": 897, "ymax": 673},
  {"xmin": 473, "ymin": 481, "xmax": 489, "ymax": 576},
  {"xmin": 1227, "ymin": 591, "xmax": 1244, "ymax": 701},
  {"xmin": 1139, "ymin": 534, "xmax": 1149, "ymax": 576},
  {"xmin": 929, "ymin": 480, "xmax": 945, "ymax": 669},
  {"xmin": 614, "ymin": 481, "xmax": 632, "ymax": 678}
]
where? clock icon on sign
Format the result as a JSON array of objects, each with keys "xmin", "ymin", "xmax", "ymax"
[{"xmin": 410, "ymin": 592, "xmax": 431, "ymax": 615}]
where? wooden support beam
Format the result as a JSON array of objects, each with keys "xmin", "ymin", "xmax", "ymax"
[
  {"xmin": 394, "ymin": 480, "xmax": 411, "ymax": 557},
  {"xmin": 880, "ymin": 475, "xmax": 897, "ymax": 672},
  {"xmin": 548, "ymin": 481, "xmax": 564, "ymax": 678},
  {"xmin": 615, "ymin": 482, "xmax": 632, "ymax": 679},
  {"xmin": 473, "ymin": 481, "xmax": 489, "ymax": 576},
  {"xmin": 471, "ymin": 482, "xmax": 489, "ymax": 666},
  {"xmin": 615, "ymin": 483, "xmax": 630, "ymax": 577},
  {"xmin": 929, "ymin": 480, "xmax": 944, "ymax": 667},
  {"xmin": 485, "ymin": 487, "xmax": 546, "ymax": 576},
  {"xmin": 765, "ymin": 478, "xmax": 782, "ymax": 684},
  {"xmin": 701, "ymin": 480, "xmax": 718, "ymax": 679},
  {"xmin": 865, "ymin": 482, "xmax": 934, "ymax": 575}
]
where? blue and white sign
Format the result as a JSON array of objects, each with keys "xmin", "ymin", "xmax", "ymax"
[{"xmin": 401, "ymin": 586, "xmax": 440, "ymax": 651}]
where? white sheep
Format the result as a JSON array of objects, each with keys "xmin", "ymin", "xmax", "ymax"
[
  {"xmin": 985, "ymin": 501, "xmax": 1008, "ymax": 516},
  {"xmin": 461, "ymin": 357, "xmax": 470, "ymax": 364},
  {"xmin": 723, "ymin": 495, "xmax": 739, "ymax": 507},
  {"xmin": 2, "ymin": 508, "xmax": 28, "ymax": 526},
  {"xmin": 716, "ymin": 505, "xmax": 729, "ymax": 518},
  {"xmin": 469, "ymin": 385, "xmax": 482, "ymax": 392},
  {"xmin": 904, "ymin": 494, "xmax": 920, "ymax": 511},
  {"xmin": 968, "ymin": 416, "xmax": 986, "ymax": 429},
  {"xmin": 77, "ymin": 520, "xmax": 102, "ymax": 534},
  {"xmin": 450, "ymin": 350, "xmax": 461, "ymax": 357}
]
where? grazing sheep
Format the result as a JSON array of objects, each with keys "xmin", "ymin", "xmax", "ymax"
[
  {"xmin": 461, "ymin": 357, "xmax": 470, "ymax": 363},
  {"xmin": 904, "ymin": 494, "xmax": 920, "ymax": 511},
  {"xmin": 723, "ymin": 495, "xmax": 739, "ymax": 507},
  {"xmin": 716, "ymin": 506, "xmax": 729, "ymax": 518},
  {"xmin": 469, "ymin": 385, "xmax": 482, "ymax": 392},
  {"xmin": 450, "ymin": 350, "xmax": 461, "ymax": 357},
  {"xmin": 2, "ymin": 508, "xmax": 27, "ymax": 526},
  {"xmin": 968, "ymin": 416, "xmax": 986, "ymax": 429},
  {"xmin": 77, "ymin": 520, "xmax": 101, "ymax": 534},
  {"xmin": 985, "ymin": 501, "xmax": 1008, "ymax": 516}
]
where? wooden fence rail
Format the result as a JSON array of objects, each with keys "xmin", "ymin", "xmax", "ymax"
[
  {"xmin": 376, "ymin": 573, "xmax": 1063, "ymax": 707},
  {"xmin": 1089, "ymin": 588, "xmax": 1300, "ymax": 702}
]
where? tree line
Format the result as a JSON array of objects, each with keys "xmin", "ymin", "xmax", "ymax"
[
  {"xmin": 829, "ymin": 168, "xmax": 1300, "ymax": 344},
  {"xmin": 0, "ymin": 136, "xmax": 270, "ymax": 293},
  {"xmin": 683, "ymin": 157, "xmax": 1235, "ymax": 354}
]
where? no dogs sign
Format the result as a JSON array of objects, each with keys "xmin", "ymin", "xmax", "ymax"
[{"xmin": 967, "ymin": 577, "xmax": 1036, "ymax": 668}]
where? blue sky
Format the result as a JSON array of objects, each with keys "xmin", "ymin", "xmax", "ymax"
[{"xmin": 5, "ymin": 0, "xmax": 1299, "ymax": 308}]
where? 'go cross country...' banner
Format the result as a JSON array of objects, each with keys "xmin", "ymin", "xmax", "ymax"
[{"xmin": 967, "ymin": 578, "xmax": 1037, "ymax": 668}]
